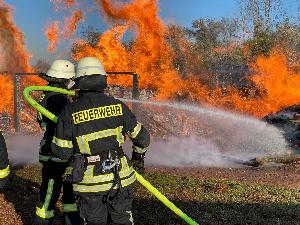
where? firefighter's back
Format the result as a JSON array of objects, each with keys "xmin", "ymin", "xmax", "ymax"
[
  {"xmin": 68, "ymin": 91, "xmax": 126, "ymax": 155},
  {"xmin": 51, "ymin": 57, "xmax": 150, "ymax": 224}
]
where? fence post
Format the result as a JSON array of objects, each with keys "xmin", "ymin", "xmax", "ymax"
[
  {"xmin": 13, "ymin": 74, "xmax": 20, "ymax": 132},
  {"xmin": 132, "ymin": 73, "xmax": 140, "ymax": 116},
  {"xmin": 132, "ymin": 73, "xmax": 139, "ymax": 100}
]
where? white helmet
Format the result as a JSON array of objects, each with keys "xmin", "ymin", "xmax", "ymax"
[
  {"xmin": 75, "ymin": 57, "xmax": 107, "ymax": 79},
  {"xmin": 46, "ymin": 60, "xmax": 75, "ymax": 79}
]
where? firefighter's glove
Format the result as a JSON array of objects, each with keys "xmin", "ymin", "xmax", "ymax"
[{"xmin": 131, "ymin": 151, "xmax": 145, "ymax": 174}]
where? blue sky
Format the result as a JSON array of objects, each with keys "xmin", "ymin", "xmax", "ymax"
[{"xmin": 4, "ymin": 0, "xmax": 299, "ymax": 64}]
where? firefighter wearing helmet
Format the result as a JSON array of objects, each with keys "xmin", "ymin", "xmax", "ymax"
[
  {"xmin": 51, "ymin": 57, "xmax": 150, "ymax": 224},
  {"xmin": 33, "ymin": 60, "xmax": 82, "ymax": 225},
  {"xmin": 0, "ymin": 130, "xmax": 10, "ymax": 189}
]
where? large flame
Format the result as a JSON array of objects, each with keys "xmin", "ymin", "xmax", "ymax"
[
  {"xmin": 63, "ymin": 10, "xmax": 84, "ymax": 40},
  {"xmin": 46, "ymin": 0, "xmax": 83, "ymax": 51},
  {"xmin": 45, "ymin": 21, "xmax": 61, "ymax": 52},
  {"xmin": 0, "ymin": 0, "xmax": 32, "ymax": 114},
  {"xmin": 73, "ymin": 0, "xmax": 181, "ymax": 92},
  {"xmin": 2, "ymin": 0, "xmax": 299, "ymax": 120},
  {"xmin": 71, "ymin": 0, "xmax": 300, "ymax": 117}
]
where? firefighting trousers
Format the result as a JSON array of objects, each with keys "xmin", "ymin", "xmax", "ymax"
[
  {"xmin": 77, "ymin": 185, "xmax": 134, "ymax": 225},
  {"xmin": 0, "ymin": 132, "xmax": 10, "ymax": 189},
  {"xmin": 34, "ymin": 160, "xmax": 82, "ymax": 225},
  {"xmin": 0, "ymin": 166, "xmax": 10, "ymax": 189}
]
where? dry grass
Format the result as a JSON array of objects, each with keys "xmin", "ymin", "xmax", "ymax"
[{"xmin": 1, "ymin": 165, "xmax": 300, "ymax": 225}]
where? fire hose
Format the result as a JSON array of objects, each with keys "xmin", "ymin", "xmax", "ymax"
[{"xmin": 23, "ymin": 86, "xmax": 199, "ymax": 225}]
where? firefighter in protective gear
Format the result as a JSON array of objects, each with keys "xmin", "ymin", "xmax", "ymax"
[
  {"xmin": 51, "ymin": 57, "xmax": 150, "ymax": 225},
  {"xmin": 0, "ymin": 131, "xmax": 10, "ymax": 189},
  {"xmin": 34, "ymin": 60, "xmax": 82, "ymax": 225}
]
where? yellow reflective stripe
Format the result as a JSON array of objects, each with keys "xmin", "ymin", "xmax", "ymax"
[
  {"xmin": 73, "ymin": 173, "xmax": 136, "ymax": 193},
  {"xmin": 76, "ymin": 126, "xmax": 124, "ymax": 155},
  {"xmin": 36, "ymin": 179, "xmax": 55, "ymax": 219},
  {"xmin": 81, "ymin": 166, "xmax": 134, "ymax": 184},
  {"xmin": 52, "ymin": 137, "xmax": 73, "ymax": 148},
  {"xmin": 80, "ymin": 157, "xmax": 133, "ymax": 184},
  {"xmin": 76, "ymin": 135, "xmax": 91, "ymax": 155},
  {"xmin": 132, "ymin": 145, "xmax": 147, "ymax": 154},
  {"xmin": 63, "ymin": 203, "xmax": 78, "ymax": 212},
  {"xmin": 36, "ymin": 207, "xmax": 54, "ymax": 219},
  {"xmin": 65, "ymin": 167, "xmax": 73, "ymax": 175},
  {"xmin": 116, "ymin": 126, "xmax": 125, "ymax": 147},
  {"xmin": 128, "ymin": 122, "xmax": 142, "ymax": 139},
  {"xmin": 0, "ymin": 165, "xmax": 10, "ymax": 179}
]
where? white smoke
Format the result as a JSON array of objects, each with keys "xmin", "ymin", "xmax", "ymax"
[
  {"xmin": 4, "ymin": 100, "xmax": 289, "ymax": 168},
  {"xmin": 5, "ymin": 134, "xmax": 41, "ymax": 164},
  {"xmin": 122, "ymin": 99, "xmax": 289, "ymax": 167}
]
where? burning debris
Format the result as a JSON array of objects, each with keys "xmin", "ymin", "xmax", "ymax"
[
  {"xmin": 70, "ymin": 1, "xmax": 300, "ymax": 118},
  {"xmin": 264, "ymin": 103, "xmax": 300, "ymax": 152},
  {"xmin": 2, "ymin": 0, "xmax": 300, "ymax": 123},
  {"xmin": 45, "ymin": 21, "xmax": 61, "ymax": 52}
]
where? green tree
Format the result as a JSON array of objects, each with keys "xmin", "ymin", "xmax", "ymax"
[
  {"xmin": 187, "ymin": 18, "xmax": 245, "ymax": 67},
  {"xmin": 238, "ymin": 0, "xmax": 285, "ymax": 59}
]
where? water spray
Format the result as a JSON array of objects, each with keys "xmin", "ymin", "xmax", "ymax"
[{"xmin": 23, "ymin": 86, "xmax": 199, "ymax": 225}]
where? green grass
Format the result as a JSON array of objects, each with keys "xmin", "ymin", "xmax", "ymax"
[{"xmin": 3, "ymin": 165, "xmax": 300, "ymax": 225}]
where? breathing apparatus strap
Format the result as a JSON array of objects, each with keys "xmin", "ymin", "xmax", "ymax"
[{"xmin": 103, "ymin": 149, "xmax": 123, "ymax": 201}]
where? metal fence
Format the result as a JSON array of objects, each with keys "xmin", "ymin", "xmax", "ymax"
[{"xmin": 0, "ymin": 72, "xmax": 139, "ymax": 132}]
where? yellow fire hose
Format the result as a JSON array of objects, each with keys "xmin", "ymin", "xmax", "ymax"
[{"xmin": 23, "ymin": 86, "xmax": 199, "ymax": 225}]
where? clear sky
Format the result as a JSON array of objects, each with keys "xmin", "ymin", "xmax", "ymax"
[{"xmin": 3, "ymin": 0, "xmax": 299, "ymax": 64}]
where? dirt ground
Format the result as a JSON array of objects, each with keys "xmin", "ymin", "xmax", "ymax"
[
  {"xmin": 1, "ymin": 163, "xmax": 300, "ymax": 225},
  {"xmin": 148, "ymin": 162, "xmax": 300, "ymax": 189}
]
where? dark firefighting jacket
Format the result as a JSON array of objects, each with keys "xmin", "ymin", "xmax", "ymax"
[
  {"xmin": 51, "ymin": 91, "xmax": 150, "ymax": 193},
  {"xmin": 0, "ymin": 131, "xmax": 10, "ymax": 181},
  {"xmin": 37, "ymin": 89, "xmax": 70, "ymax": 163}
]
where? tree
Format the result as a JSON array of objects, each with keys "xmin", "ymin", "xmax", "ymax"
[
  {"xmin": 186, "ymin": 18, "xmax": 245, "ymax": 68},
  {"xmin": 238, "ymin": 0, "xmax": 285, "ymax": 58}
]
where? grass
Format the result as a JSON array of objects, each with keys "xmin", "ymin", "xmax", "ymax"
[{"xmin": 2, "ymin": 165, "xmax": 300, "ymax": 225}]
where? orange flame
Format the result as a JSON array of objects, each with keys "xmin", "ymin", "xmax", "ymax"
[
  {"xmin": 50, "ymin": 0, "xmax": 76, "ymax": 10},
  {"xmin": 74, "ymin": 0, "xmax": 180, "ymax": 92},
  {"xmin": 0, "ymin": 0, "xmax": 31, "ymax": 113},
  {"xmin": 46, "ymin": 0, "xmax": 83, "ymax": 50},
  {"xmin": 72, "ymin": 0, "xmax": 300, "ymax": 118},
  {"xmin": 45, "ymin": 21, "xmax": 61, "ymax": 52},
  {"xmin": 63, "ymin": 10, "xmax": 84, "ymax": 40}
]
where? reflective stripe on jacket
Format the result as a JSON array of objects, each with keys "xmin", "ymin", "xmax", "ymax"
[
  {"xmin": 51, "ymin": 91, "xmax": 150, "ymax": 193},
  {"xmin": 0, "ymin": 131, "xmax": 9, "ymax": 180},
  {"xmin": 73, "ymin": 156, "xmax": 136, "ymax": 193}
]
